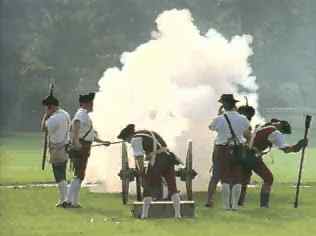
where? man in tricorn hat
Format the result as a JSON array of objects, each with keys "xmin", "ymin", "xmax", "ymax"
[
  {"xmin": 41, "ymin": 95, "xmax": 71, "ymax": 207},
  {"xmin": 205, "ymin": 97, "xmax": 256, "ymax": 207},
  {"xmin": 207, "ymin": 94, "xmax": 251, "ymax": 210},
  {"xmin": 117, "ymin": 124, "xmax": 182, "ymax": 218},
  {"xmin": 65, "ymin": 92, "xmax": 110, "ymax": 208},
  {"xmin": 238, "ymin": 118, "xmax": 308, "ymax": 208}
]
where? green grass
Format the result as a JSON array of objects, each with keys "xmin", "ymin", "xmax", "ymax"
[
  {"xmin": 254, "ymin": 148, "xmax": 316, "ymax": 184},
  {"xmin": 1, "ymin": 132, "xmax": 316, "ymax": 235},
  {"xmin": 0, "ymin": 133, "xmax": 54, "ymax": 184},
  {"xmin": 1, "ymin": 132, "xmax": 315, "ymax": 185},
  {"xmin": 1, "ymin": 185, "xmax": 316, "ymax": 236}
]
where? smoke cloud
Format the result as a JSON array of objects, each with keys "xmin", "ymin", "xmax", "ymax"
[{"xmin": 86, "ymin": 9, "xmax": 259, "ymax": 193}]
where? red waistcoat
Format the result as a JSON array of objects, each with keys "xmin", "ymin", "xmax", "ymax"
[{"xmin": 252, "ymin": 126, "xmax": 276, "ymax": 152}]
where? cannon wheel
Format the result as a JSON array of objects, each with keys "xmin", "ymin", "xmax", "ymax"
[
  {"xmin": 121, "ymin": 142, "xmax": 130, "ymax": 205},
  {"xmin": 185, "ymin": 140, "xmax": 193, "ymax": 200},
  {"xmin": 134, "ymin": 157, "xmax": 144, "ymax": 201}
]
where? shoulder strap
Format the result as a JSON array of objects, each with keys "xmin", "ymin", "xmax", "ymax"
[
  {"xmin": 134, "ymin": 131, "xmax": 163, "ymax": 149},
  {"xmin": 223, "ymin": 114, "xmax": 240, "ymax": 145},
  {"xmin": 82, "ymin": 124, "xmax": 93, "ymax": 140}
]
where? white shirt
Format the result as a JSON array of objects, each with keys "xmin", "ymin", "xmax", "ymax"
[
  {"xmin": 209, "ymin": 111, "xmax": 250, "ymax": 145},
  {"xmin": 268, "ymin": 130, "xmax": 288, "ymax": 149},
  {"xmin": 46, "ymin": 108, "xmax": 71, "ymax": 144},
  {"xmin": 130, "ymin": 137, "xmax": 146, "ymax": 156},
  {"xmin": 72, "ymin": 108, "xmax": 95, "ymax": 142}
]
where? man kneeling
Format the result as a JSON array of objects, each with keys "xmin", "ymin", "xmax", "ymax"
[{"xmin": 118, "ymin": 124, "xmax": 182, "ymax": 219}]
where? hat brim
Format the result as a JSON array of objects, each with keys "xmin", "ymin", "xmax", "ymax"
[
  {"xmin": 117, "ymin": 124, "xmax": 135, "ymax": 140},
  {"xmin": 218, "ymin": 98, "xmax": 239, "ymax": 103}
]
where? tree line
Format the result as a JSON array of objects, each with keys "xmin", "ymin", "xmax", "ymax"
[{"xmin": 1, "ymin": 0, "xmax": 315, "ymax": 132}]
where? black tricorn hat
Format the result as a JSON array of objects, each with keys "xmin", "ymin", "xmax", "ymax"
[
  {"xmin": 271, "ymin": 119, "xmax": 292, "ymax": 134},
  {"xmin": 79, "ymin": 92, "xmax": 95, "ymax": 103},
  {"xmin": 238, "ymin": 105, "xmax": 255, "ymax": 121},
  {"xmin": 218, "ymin": 94, "xmax": 239, "ymax": 104},
  {"xmin": 42, "ymin": 95, "xmax": 59, "ymax": 106},
  {"xmin": 279, "ymin": 120, "xmax": 292, "ymax": 134},
  {"xmin": 117, "ymin": 124, "xmax": 135, "ymax": 140}
]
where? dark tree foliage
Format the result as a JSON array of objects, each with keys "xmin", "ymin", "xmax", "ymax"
[{"xmin": 0, "ymin": 0, "xmax": 315, "ymax": 131}]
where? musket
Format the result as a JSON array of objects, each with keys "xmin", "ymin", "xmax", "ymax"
[
  {"xmin": 294, "ymin": 115, "xmax": 312, "ymax": 208},
  {"xmin": 41, "ymin": 83, "xmax": 54, "ymax": 170}
]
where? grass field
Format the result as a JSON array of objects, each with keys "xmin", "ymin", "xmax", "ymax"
[
  {"xmin": 1, "ymin": 133, "xmax": 316, "ymax": 236},
  {"xmin": 1, "ymin": 186, "xmax": 316, "ymax": 236},
  {"xmin": 1, "ymin": 133, "xmax": 315, "ymax": 185}
]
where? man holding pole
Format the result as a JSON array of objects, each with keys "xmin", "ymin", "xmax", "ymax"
[
  {"xmin": 41, "ymin": 94, "xmax": 71, "ymax": 207},
  {"xmin": 238, "ymin": 119, "xmax": 308, "ymax": 208},
  {"xmin": 65, "ymin": 92, "xmax": 110, "ymax": 208}
]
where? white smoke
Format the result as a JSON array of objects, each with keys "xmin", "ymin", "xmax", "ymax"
[{"xmin": 86, "ymin": 9, "xmax": 260, "ymax": 192}]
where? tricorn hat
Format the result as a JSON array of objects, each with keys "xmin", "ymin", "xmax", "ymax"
[
  {"xmin": 218, "ymin": 94, "xmax": 239, "ymax": 104},
  {"xmin": 42, "ymin": 95, "xmax": 59, "ymax": 106},
  {"xmin": 271, "ymin": 118, "xmax": 292, "ymax": 134},
  {"xmin": 117, "ymin": 124, "xmax": 135, "ymax": 140},
  {"xmin": 238, "ymin": 105, "xmax": 255, "ymax": 121},
  {"xmin": 79, "ymin": 92, "xmax": 95, "ymax": 103}
]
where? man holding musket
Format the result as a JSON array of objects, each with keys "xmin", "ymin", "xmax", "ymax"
[
  {"xmin": 117, "ymin": 124, "xmax": 182, "ymax": 219},
  {"xmin": 238, "ymin": 119, "xmax": 308, "ymax": 208},
  {"xmin": 41, "ymin": 95, "xmax": 71, "ymax": 207},
  {"xmin": 208, "ymin": 94, "xmax": 251, "ymax": 210},
  {"xmin": 65, "ymin": 92, "xmax": 110, "ymax": 208}
]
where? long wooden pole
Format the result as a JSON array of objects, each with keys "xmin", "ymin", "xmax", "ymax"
[{"xmin": 294, "ymin": 115, "xmax": 312, "ymax": 208}]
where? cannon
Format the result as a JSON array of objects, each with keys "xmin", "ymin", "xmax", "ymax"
[{"xmin": 118, "ymin": 140, "xmax": 197, "ymax": 205}]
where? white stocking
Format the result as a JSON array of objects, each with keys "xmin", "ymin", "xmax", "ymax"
[
  {"xmin": 171, "ymin": 193, "xmax": 181, "ymax": 218},
  {"xmin": 57, "ymin": 180, "xmax": 67, "ymax": 203},
  {"xmin": 231, "ymin": 184, "xmax": 242, "ymax": 210},
  {"xmin": 222, "ymin": 183, "xmax": 231, "ymax": 210},
  {"xmin": 141, "ymin": 197, "xmax": 152, "ymax": 219}
]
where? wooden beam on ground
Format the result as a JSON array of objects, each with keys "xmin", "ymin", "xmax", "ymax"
[{"xmin": 131, "ymin": 201, "xmax": 195, "ymax": 218}]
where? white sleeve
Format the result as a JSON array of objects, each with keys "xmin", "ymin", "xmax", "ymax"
[
  {"xmin": 130, "ymin": 137, "xmax": 145, "ymax": 156},
  {"xmin": 243, "ymin": 117, "xmax": 250, "ymax": 130},
  {"xmin": 46, "ymin": 116, "xmax": 59, "ymax": 134},
  {"xmin": 268, "ymin": 131, "xmax": 289, "ymax": 149},
  {"xmin": 73, "ymin": 111, "xmax": 86, "ymax": 124},
  {"xmin": 209, "ymin": 118, "xmax": 218, "ymax": 131}
]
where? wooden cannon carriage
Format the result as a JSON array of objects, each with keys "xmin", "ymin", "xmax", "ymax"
[{"xmin": 118, "ymin": 141, "xmax": 197, "ymax": 218}]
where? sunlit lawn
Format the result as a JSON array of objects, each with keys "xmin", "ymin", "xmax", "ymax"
[
  {"xmin": 1, "ymin": 133, "xmax": 315, "ymax": 185},
  {"xmin": 1, "ymin": 185, "xmax": 316, "ymax": 236},
  {"xmin": 1, "ymin": 133, "xmax": 316, "ymax": 236}
]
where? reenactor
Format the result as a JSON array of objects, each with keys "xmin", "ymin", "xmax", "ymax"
[
  {"xmin": 41, "ymin": 95, "xmax": 71, "ymax": 207},
  {"xmin": 207, "ymin": 94, "xmax": 251, "ymax": 210},
  {"xmin": 205, "ymin": 97, "xmax": 255, "ymax": 207},
  {"xmin": 117, "ymin": 124, "xmax": 182, "ymax": 218},
  {"xmin": 238, "ymin": 119, "xmax": 308, "ymax": 207},
  {"xmin": 65, "ymin": 92, "xmax": 110, "ymax": 208}
]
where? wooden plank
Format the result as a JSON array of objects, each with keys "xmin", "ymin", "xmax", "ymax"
[{"xmin": 131, "ymin": 201, "xmax": 195, "ymax": 218}]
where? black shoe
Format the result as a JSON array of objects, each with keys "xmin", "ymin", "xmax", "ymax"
[
  {"xmin": 63, "ymin": 202, "xmax": 76, "ymax": 208},
  {"xmin": 65, "ymin": 203, "xmax": 82, "ymax": 208},
  {"xmin": 260, "ymin": 192, "xmax": 270, "ymax": 208},
  {"xmin": 62, "ymin": 202, "xmax": 71, "ymax": 208},
  {"xmin": 205, "ymin": 202, "xmax": 214, "ymax": 208}
]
